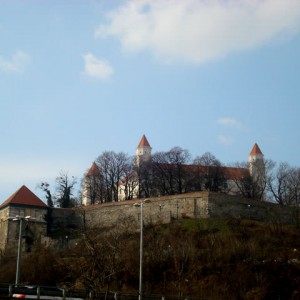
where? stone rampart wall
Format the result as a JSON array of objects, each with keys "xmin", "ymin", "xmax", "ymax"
[
  {"xmin": 48, "ymin": 208, "xmax": 83, "ymax": 233},
  {"xmin": 0, "ymin": 192, "xmax": 292, "ymax": 253},
  {"xmin": 82, "ymin": 192, "xmax": 210, "ymax": 229},
  {"xmin": 47, "ymin": 192, "xmax": 297, "ymax": 242},
  {"xmin": 208, "ymin": 193, "xmax": 296, "ymax": 225}
]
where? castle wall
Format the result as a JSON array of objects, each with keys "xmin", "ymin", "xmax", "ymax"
[
  {"xmin": 48, "ymin": 208, "xmax": 83, "ymax": 233},
  {"xmin": 83, "ymin": 192, "xmax": 210, "ymax": 229},
  {"xmin": 7, "ymin": 192, "xmax": 294, "ymax": 253},
  {"xmin": 0, "ymin": 206, "xmax": 9, "ymax": 253},
  {"xmin": 207, "ymin": 193, "xmax": 295, "ymax": 224},
  {"xmin": 80, "ymin": 192, "xmax": 296, "ymax": 231}
]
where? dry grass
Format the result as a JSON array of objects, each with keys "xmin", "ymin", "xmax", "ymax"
[{"xmin": 1, "ymin": 218, "xmax": 299, "ymax": 299}]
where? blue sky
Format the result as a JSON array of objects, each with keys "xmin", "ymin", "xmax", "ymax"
[{"xmin": 1, "ymin": 0, "xmax": 300, "ymax": 203}]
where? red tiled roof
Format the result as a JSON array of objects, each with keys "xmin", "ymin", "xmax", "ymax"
[
  {"xmin": 138, "ymin": 134, "xmax": 151, "ymax": 148},
  {"xmin": 153, "ymin": 163, "xmax": 249, "ymax": 181},
  {"xmin": 188, "ymin": 165, "xmax": 249, "ymax": 180},
  {"xmin": 0, "ymin": 185, "xmax": 47, "ymax": 209},
  {"xmin": 222, "ymin": 167, "xmax": 250, "ymax": 180},
  {"xmin": 250, "ymin": 143, "xmax": 263, "ymax": 155},
  {"xmin": 87, "ymin": 162, "xmax": 101, "ymax": 176}
]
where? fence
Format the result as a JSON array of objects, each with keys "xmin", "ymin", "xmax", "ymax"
[{"xmin": 0, "ymin": 283, "xmax": 209, "ymax": 300}]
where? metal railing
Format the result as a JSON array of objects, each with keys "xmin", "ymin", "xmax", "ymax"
[{"xmin": 0, "ymin": 283, "xmax": 209, "ymax": 300}]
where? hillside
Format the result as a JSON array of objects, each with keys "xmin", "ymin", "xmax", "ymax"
[{"xmin": 1, "ymin": 217, "xmax": 300, "ymax": 299}]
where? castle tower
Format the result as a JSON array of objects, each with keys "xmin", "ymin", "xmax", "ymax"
[
  {"xmin": 135, "ymin": 134, "xmax": 152, "ymax": 166},
  {"xmin": 248, "ymin": 143, "xmax": 265, "ymax": 195},
  {"xmin": 0, "ymin": 185, "xmax": 48, "ymax": 253},
  {"xmin": 82, "ymin": 162, "xmax": 102, "ymax": 206},
  {"xmin": 248, "ymin": 143, "xmax": 264, "ymax": 174}
]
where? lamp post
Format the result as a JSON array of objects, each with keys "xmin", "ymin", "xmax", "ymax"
[
  {"xmin": 134, "ymin": 199, "xmax": 151, "ymax": 300},
  {"xmin": 8, "ymin": 215, "xmax": 34, "ymax": 286}
]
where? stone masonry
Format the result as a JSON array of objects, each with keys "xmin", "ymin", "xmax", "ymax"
[{"xmin": 58, "ymin": 192, "xmax": 297, "ymax": 235}]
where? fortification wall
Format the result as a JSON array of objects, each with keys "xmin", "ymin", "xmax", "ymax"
[
  {"xmin": 207, "ymin": 193, "xmax": 296, "ymax": 225},
  {"xmin": 48, "ymin": 208, "xmax": 83, "ymax": 233},
  {"xmin": 82, "ymin": 192, "xmax": 210, "ymax": 229},
  {"xmin": 46, "ymin": 192, "xmax": 296, "ymax": 244},
  {"xmin": 1, "ymin": 193, "xmax": 293, "ymax": 253}
]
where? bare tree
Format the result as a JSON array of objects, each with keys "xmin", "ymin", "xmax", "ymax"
[
  {"xmin": 96, "ymin": 151, "xmax": 132, "ymax": 202},
  {"xmin": 118, "ymin": 156, "xmax": 136, "ymax": 200},
  {"xmin": 267, "ymin": 162, "xmax": 300, "ymax": 206},
  {"xmin": 56, "ymin": 171, "xmax": 77, "ymax": 208},
  {"xmin": 167, "ymin": 147, "xmax": 191, "ymax": 194},
  {"xmin": 136, "ymin": 160, "xmax": 159, "ymax": 198},
  {"xmin": 38, "ymin": 182, "xmax": 54, "ymax": 207},
  {"xmin": 83, "ymin": 163, "xmax": 106, "ymax": 204},
  {"xmin": 151, "ymin": 147, "xmax": 191, "ymax": 195},
  {"xmin": 60, "ymin": 215, "xmax": 135, "ymax": 296},
  {"xmin": 230, "ymin": 160, "xmax": 274, "ymax": 200},
  {"xmin": 193, "ymin": 152, "xmax": 221, "ymax": 167},
  {"xmin": 192, "ymin": 152, "xmax": 226, "ymax": 192}
]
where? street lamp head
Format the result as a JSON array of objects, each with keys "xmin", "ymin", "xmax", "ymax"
[{"xmin": 134, "ymin": 199, "xmax": 151, "ymax": 208}]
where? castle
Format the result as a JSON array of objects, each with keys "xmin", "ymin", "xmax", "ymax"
[
  {"xmin": 1, "ymin": 136, "xmax": 278, "ymax": 255},
  {"xmin": 82, "ymin": 135, "xmax": 265, "ymax": 205}
]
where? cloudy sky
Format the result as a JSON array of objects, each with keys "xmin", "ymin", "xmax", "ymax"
[{"xmin": 1, "ymin": 0, "xmax": 300, "ymax": 203}]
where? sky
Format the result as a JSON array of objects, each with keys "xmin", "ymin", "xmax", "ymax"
[{"xmin": 1, "ymin": 0, "xmax": 300, "ymax": 203}]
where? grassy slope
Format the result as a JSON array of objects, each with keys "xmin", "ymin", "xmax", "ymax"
[
  {"xmin": 1, "ymin": 217, "xmax": 300, "ymax": 300},
  {"xmin": 141, "ymin": 218, "xmax": 300, "ymax": 299}
]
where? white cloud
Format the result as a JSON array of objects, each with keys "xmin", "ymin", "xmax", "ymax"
[
  {"xmin": 217, "ymin": 117, "xmax": 243, "ymax": 145},
  {"xmin": 218, "ymin": 135, "xmax": 233, "ymax": 145},
  {"xmin": 96, "ymin": 0, "xmax": 300, "ymax": 64},
  {"xmin": 0, "ymin": 51, "xmax": 30, "ymax": 72},
  {"xmin": 217, "ymin": 117, "xmax": 241, "ymax": 128},
  {"xmin": 82, "ymin": 53, "xmax": 114, "ymax": 80}
]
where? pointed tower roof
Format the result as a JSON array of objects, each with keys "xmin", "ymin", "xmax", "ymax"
[
  {"xmin": 137, "ymin": 134, "xmax": 151, "ymax": 148},
  {"xmin": 87, "ymin": 162, "xmax": 101, "ymax": 176},
  {"xmin": 250, "ymin": 143, "xmax": 263, "ymax": 155},
  {"xmin": 0, "ymin": 185, "xmax": 47, "ymax": 209}
]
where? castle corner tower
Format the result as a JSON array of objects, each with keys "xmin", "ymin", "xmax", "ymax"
[
  {"xmin": 248, "ymin": 143, "xmax": 264, "ymax": 174},
  {"xmin": 82, "ymin": 162, "xmax": 102, "ymax": 206},
  {"xmin": 248, "ymin": 143, "xmax": 265, "ymax": 196},
  {"xmin": 135, "ymin": 134, "xmax": 152, "ymax": 166}
]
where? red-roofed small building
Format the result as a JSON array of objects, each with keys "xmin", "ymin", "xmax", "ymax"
[{"xmin": 0, "ymin": 185, "xmax": 48, "ymax": 253}]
